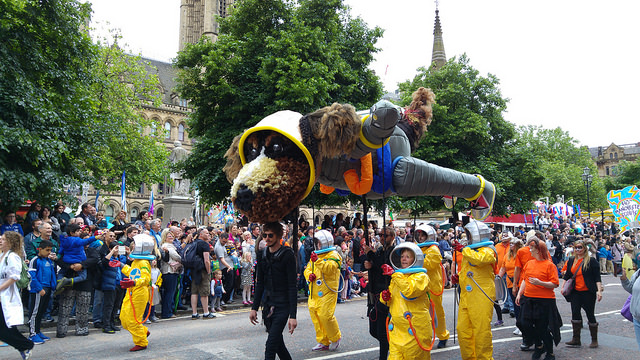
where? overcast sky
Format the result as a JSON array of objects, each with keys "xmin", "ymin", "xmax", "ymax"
[{"xmin": 88, "ymin": 0, "xmax": 640, "ymax": 148}]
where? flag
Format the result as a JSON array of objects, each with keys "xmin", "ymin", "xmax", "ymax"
[
  {"xmin": 389, "ymin": 209, "xmax": 394, "ymax": 221},
  {"xmin": 385, "ymin": 64, "xmax": 389, "ymax": 76},
  {"xmin": 120, "ymin": 171, "xmax": 127, "ymax": 213},
  {"xmin": 531, "ymin": 209, "xmax": 536, "ymax": 224},
  {"xmin": 577, "ymin": 204, "xmax": 582, "ymax": 217},
  {"xmin": 94, "ymin": 190, "xmax": 100, "ymax": 210},
  {"xmin": 148, "ymin": 190, "xmax": 154, "ymax": 216}
]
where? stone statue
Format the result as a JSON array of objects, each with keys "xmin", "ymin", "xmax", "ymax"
[{"xmin": 169, "ymin": 141, "xmax": 190, "ymax": 195}]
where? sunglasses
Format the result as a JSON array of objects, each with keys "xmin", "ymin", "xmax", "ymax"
[
  {"xmin": 574, "ymin": 246, "xmax": 584, "ymax": 250},
  {"xmin": 263, "ymin": 233, "xmax": 275, "ymax": 238}
]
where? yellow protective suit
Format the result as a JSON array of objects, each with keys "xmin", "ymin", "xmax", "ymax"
[
  {"xmin": 381, "ymin": 271, "xmax": 433, "ymax": 360},
  {"xmin": 458, "ymin": 246, "xmax": 496, "ymax": 360},
  {"xmin": 304, "ymin": 250, "xmax": 342, "ymax": 345},
  {"xmin": 421, "ymin": 244, "xmax": 449, "ymax": 341},
  {"xmin": 120, "ymin": 259, "xmax": 151, "ymax": 347}
]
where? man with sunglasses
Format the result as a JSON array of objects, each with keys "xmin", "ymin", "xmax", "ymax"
[{"xmin": 249, "ymin": 222, "xmax": 297, "ymax": 360}]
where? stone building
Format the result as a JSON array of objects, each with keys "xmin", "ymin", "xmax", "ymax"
[{"xmin": 589, "ymin": 143, "xmax": 640, "ymax": 177}]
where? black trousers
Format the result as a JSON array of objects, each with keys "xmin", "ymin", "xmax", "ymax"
[
  {"xmin": 102, "ymin": 289, "xmax": 118, "ymax": 329},
  {"xmin": 264, "ymin": 305, "xmax": 292, "ymax": 360},
  {"xmin": 0, "ymin": 304, "xmax": 33, "ymax": 352},
  {"xmin": 570, "ymin": 290, "xmax": 597, "ymax": 323},
  {"xmin": 368, "ymin": 298, "xmax": 389, "ymax": 360},
  {"xmin": 28, "ymin": 288, "xmax": 51, "ymax": 336},
  {"xmin": 222, "ymin": 268, "xmax": 235, "ymax": 303},
  {"xmin": 520, "ymin": 297, "xmax": 555, "ymax": 354}
]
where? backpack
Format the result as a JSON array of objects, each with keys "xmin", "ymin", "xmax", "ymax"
[
  {"xmin": 5, "ymin": 251, "xmax": 30, "ymax": 289},
  {"xmin": 181, "ymin": 240, "xmax": 203, "ymax": 270}
]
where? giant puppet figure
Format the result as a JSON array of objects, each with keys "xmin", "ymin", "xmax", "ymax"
[
  {"xmin": 120, "ymin": 234, "xmax": 155, "ymax": 352},
  {"xmin": 303, "ymin": 230, "xmax": 342, "ymax": 351},
  {"xmin": 223, "ymin": 87, "xmax": 496, "ymax": 224},
  {"xmin": 380, "ymin": 242, "xmax": 433, "ymax": 360},
  {"xmin": 416, "ymin": 224, "xmax": 450, "ymax": 349},
  {"xmin": 456, "ymin": 220, "xmax": 498, "ymax": 360}
]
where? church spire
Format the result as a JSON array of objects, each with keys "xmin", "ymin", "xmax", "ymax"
[{"xmin": 431, "ymin": 3, "xmax": 447, "ymax": 71}]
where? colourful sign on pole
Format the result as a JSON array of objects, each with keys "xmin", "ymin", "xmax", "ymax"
[{"xmin": 607, "ymin": 185, "xmax": 640, "ymax": 234}]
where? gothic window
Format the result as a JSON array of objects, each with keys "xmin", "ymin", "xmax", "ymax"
[
  {"xmin": 150, "ymin": 120, "xmax": 158, "ymax": 137},
  {"xmin": 178, "ymin": 123, "xmax": 185, "ymax": 141},
  {"xmin": 164, "ymin": 122, "xmax": 172, "ymax": 139},
  {"xmin": 614, "ymin": 152, "xmax": 618, "ymax": 159},
  {"xmin": 130, "ymin": 207, "xmax": 139, "ymax": 222},
  {"xmin": 158, "ymin": 181, "xmax": 165, "ymax": 195},
  {"xmin": 105, "ymin": 205, "xmax": 115, "ymax": 218},
  {"xmin": 179, "ymin": 98, "xmax": 188, "ymax": 107},
  {"xmin": 609, "ymin": 153, "xmax": 613, "ymax": 159},
  {"xmin": 157, "ymin": 208, "xmax": 164, "ymax": 220},
  {"xmin": 606, "ymin": 166, "xmax": 610, "ymax": 175}
]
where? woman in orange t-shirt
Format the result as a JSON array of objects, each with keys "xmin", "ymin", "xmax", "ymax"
[
  {"xmin": 515, "ymin": 239, "xmax": 559, "ymax": 360},
  {"xmin": 499, "ymin": 238, "xmax": 524, "ymax": 320}
]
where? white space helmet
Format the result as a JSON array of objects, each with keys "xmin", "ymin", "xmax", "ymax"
[
  {"xmin": 130, "ymin": 234, "xmax": 156, "ymax": 260},
  {"xmin": 314, "ymin": 229, "xmax": 334, "ymax": 251},
  {"xmin": 415, "ymin": 224, "xmax": 437, "ymax": 243},
  {"xmin": 464, "ymin": 220, "xmax": 492, "ymax": 246},
  {"xmin": 389, "ymin": 242, "xmax": 424, "ymax": 270}
]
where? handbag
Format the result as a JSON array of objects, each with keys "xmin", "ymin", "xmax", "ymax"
[
  {"xmin": 561, "ymin": 258, "xmax": 582, "ymax": 300},
  {"xmin": 621, "ymin": 294, "xmax": 633, "ymax": 322}
]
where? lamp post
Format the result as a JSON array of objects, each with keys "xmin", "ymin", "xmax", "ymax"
[{"xmin": 582, "ymin": 167, "xmax": 593, "ymax": 219}]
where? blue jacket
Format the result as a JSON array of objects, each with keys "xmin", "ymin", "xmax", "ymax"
[
  {"xmin": 0, "ymin": 223, "xmax": 24, "ymax": 236},
  {"xmin": 438, "ymin": 239, "xmax": 452, "ymax": 258},
  {"xmin": 59, "ymin": 235, "xmax": 95, "ymax": 264},
  {"xmin": 100, "ymin": 253, "xmax": 126, "ymax": 291},
  {"xmin": 28, "ymin": 256, "xmax": 57, "ymax": 293}
]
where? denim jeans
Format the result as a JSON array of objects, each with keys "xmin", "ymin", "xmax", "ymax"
[
  {"xmin": 634, "ymin": 317, "xmax": 640, "ymax": 351},
  {"xmin": 161, "ymin": 273, "xmax": 179, "ymax": 318},
  {"xmin": 92, "ymin": 290, "xmax": 104, "ymax": 324}
]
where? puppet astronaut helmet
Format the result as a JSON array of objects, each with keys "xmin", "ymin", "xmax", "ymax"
[
  {"xmin": 389, "ymin": 242, "xmax": 424, "ymax": 270},
  {"xmin": 464, "ymin": 220, "xmax": 492, "ymax": 246},
  {"xmin": 130, "ymin": 233, "xmax": 156, "ymax": 260},
  {"xmin": 314, "ymin": 229, "xmax": 334, "ymax": 251},
  {"xmin": 415, "ymin": 224, "xmax": 437, "ymax": 243}
]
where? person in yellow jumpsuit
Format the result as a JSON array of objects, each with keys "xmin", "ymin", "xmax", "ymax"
[
  {"xmin": 304, "ymin": 230, "xmax": 342, "ymax": 351},
  {"xmin": 416, "ymin": 224, "xmax": 450, "ymax": 349},
  {"xmin": 456, "ymin": 220, "xmax": 497, "ymax": 360},
  {"xmin": 120, "ymin": 234, "xmax": 155, "ymax": 352},
  {"xmin": 380, "ymin": 242, "xmax": 433, "ymax": 360}
]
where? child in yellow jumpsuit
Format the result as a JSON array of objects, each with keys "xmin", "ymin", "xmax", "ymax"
[
  {"xmin": 120, "ymin": 234, "xmax": 155, "ymax": 352},
  {"xmin": 416, "ymin": 224, "xmax": 450, "ymax": 349},
  {"xmin": 304, "ymin": 230, "xmax": 342, "ymax": 351},
  {"xmin": 456, "ymin": 221, "xmax": 497, "ymax": 360},
  {"xmin": 380, "ymin": 242, "xmax": 433, "ymax": 360}
]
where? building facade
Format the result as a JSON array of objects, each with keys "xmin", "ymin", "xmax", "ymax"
[{"xmin": 589, "ymin": 143, "xmax": 640, "ymax": 177}]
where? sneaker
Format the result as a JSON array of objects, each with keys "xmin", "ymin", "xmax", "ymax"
[
  {"xmin": 28, "ymin": 334, "xmax": 44, "ymax": 345},
  {"xmin": 93, "ymin": 322, "xmax": 102, "ymax": 328},
  {"xmin": 543, "ymin": 354, "xmax": 555, "ymax": 360},
  {"xmin": 311, "ymin": 343, "xmax": 329, "ymax": 351},
  {"xmin": 329, "ymin": 338, "xmax": 341, "ymax": 351},
  {"xmin": 437, "ymin": 339, "xmax": 447, "ymax": 348},
  {"xmin": 513, "ymin": 328, "xmax": 522, "ymax": 336},
  {"xmin": 468, "ymin": 176, "xmax": 495, "ymax": 221},
  {"xmin": 37, "ymin": 332, "xmax": 50, "ymax": 341},
  {"xmin": 144, "ymin": 319, "xmax": 152, "ymax": 324},
  {"xmin": 203, "ymin": 313, "xmax": 216, "ymax": 319},
  {"xmin": 520, "ymin": 341, "xmax": 533, "ymax": 351},
  {"xmin": 54, "ymin": 277, "xmax": 73, "ymax": 296},
  {"xmin": 20, "ymin": 349, "xmax": 32, "ymax": 360},
  {"xmin": 44, "ymin": 316, "xmax": 54, "ymax": 322},
  {"xmin": 112, "ymin": 325, "xmax": 121, "ymax": 331},
  {"xmin": 191, "ymin": 314, "xmax": 201, "ymax": 320},
  {"xmin": 220, "ymin": 301, "xmax": 226, "ymax": 305},
  {"xmin": 509, "ymin": 311, "xmax": 516, "ymax": 318},
  {"xmin": 149, "ymin": 316, "xmax": 159, "ymax": 323},
  {"xmin": 102, "ymin": 328, "xmax": 116, "ymax": 334},
  {"xmin": 493, "ymin": 320, "xmax": 504, "ymax": 327}
]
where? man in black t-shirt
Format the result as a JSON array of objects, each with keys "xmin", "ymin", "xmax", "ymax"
[
  {"xmin": 250, "ymin": 222, "xmax": 297, "ymax": 360},
  {"xmin": 189, "ymin": 228, "xmax": 215, "ymax": 319}
]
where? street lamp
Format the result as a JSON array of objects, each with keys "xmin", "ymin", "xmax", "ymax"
[{"xmin": 582, "ymin": 167, "xmax": 593, "ymax": 219}]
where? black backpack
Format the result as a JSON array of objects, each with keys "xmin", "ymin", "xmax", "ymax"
[{"xmin": 181, "ymin": 240, "xmax": 203, "ymax": 270}]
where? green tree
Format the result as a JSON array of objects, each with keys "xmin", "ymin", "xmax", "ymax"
[
  {"xmin": 514, "ymin": 125, "xmax": 606, "ymax": 211},
  {"xmin": 0, "ymin": 0, "xmax": 169, "ymax": 211},
  {"xmin": 175, "ymin": 0, "xmax": 383, "ymax": 205},
  {"xmin": 604, "ymin": 159, "xmax": 640, "ymax": 192},
  {"xmin": 394, "ymin": 55, "xmax": 544, "ymax": 216}
]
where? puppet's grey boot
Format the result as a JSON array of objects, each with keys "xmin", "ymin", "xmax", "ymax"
[{"xmin": 565, "ymin": 320, "xmax": 582, "ymax": 347}]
